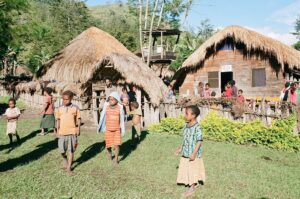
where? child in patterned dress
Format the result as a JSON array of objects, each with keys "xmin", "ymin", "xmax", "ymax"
[{"xmin": 175, "ymin": 105, "xmax": 205, "ymax": 198}]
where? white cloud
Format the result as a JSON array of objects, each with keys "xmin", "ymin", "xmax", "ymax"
[
  {"xmin": 246, "ymin": 26, "xmax": 298, "ymax": 46},
  {"xmin": 269, "ymin": 0, "xmax": 300, "ymax": 25}
]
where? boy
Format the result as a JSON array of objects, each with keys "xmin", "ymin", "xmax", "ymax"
[
  {"xmin": 4, "ymin": 98, "xmax": 21, "ymax": 145},
  {"xmin": 237, "ymin": 89, "xmax": 245, "ymax": 103},
  {"xmin": 56, "ymin": 91, "xmax": 81, "ymax": 175},
  {"xmin": 129, "ymin": 102, "xmax": 142, "ymax": 145}
]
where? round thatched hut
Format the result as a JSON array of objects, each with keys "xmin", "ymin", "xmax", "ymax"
[{"xmin": 13, "ymin": 27, "xmax": 168, "ymax": 125}]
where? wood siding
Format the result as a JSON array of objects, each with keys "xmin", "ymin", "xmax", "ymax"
[{"xmin": 179, "ymin": 49, "xmax": 285, "ymax": 98}]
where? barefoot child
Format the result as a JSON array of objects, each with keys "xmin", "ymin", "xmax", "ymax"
[
  {"xmin": 129, "ymin": 101, "xmax": 142, "ymax": 144},
  {"xmin": 56, "ymin": 91, "xmax": 81, "ymax": 174},
  {"xmin": 4, "ymin": 98, "xmax": 21, "ymax": 145},
  {"xmin": 175, "ymin": 105, "xmax": 205, "ymax": 198},
  {"xmin": 39, "ymin": 87, "xmax": 56, "ymax": 136},
  {"xmin": 97, "ymin": 91, "xmax": 125, "ymax": 164}
]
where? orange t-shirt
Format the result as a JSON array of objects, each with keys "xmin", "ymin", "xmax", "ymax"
[
  {"xmin": 56, "ymin": 104, "xmax": 81, "ymax": 135},
  {"xmin": 44, "ymin": 96, "xmax": 54, "ymax": 115},
  {"xmin": 106, "ymin": 106, "xmax": 120, "ymax": 131}
]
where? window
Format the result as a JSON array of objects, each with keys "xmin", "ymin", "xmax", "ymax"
[
  {"xmin": 252, "ymin": 68, "xmax": 266, "ymax": 87},
  {"xmin": 208, "ymin": 71, "xmax": 219, "ymax": 88}
]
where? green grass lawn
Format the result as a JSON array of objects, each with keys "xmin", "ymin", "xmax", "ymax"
[{"xmin": 0, "ymin": 118, "xmax": 300, "ymax": 199}]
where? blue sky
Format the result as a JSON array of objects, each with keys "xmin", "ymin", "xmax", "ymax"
[{"xmin": 86, "ymin": 0, "xmax": 300, "ymax": 45}]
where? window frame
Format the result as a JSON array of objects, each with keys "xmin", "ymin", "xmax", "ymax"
[{"xmin": 252, "ymin": 68, "xmax": 266, "ymax": 87}]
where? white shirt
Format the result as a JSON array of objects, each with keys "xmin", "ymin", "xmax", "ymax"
[{"xmin": 5, "ymin": 107, "xmax": 21, "ymax": 117}]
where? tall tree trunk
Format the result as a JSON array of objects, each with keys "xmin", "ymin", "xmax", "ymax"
[
  {"xmin": 157, "ymin": 0, "xmax": 165, "ymax": 28},
  {"xmin": 138, "ymin": 0, "xmax": 145, "ymax": 61},
  {"xmin": 146, "ymin": 0, "xmax": 159, "ymax": 67},
  {"xmin": 144, "ymin": 0, "xmax": 149, "ymax": 29}
]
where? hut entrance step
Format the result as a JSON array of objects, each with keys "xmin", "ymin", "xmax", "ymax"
[{"xmin": 221, "ymin": 72, "xmax": 233, "ymax": 92}]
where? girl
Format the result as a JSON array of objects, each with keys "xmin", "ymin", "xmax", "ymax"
[
  {"xmin": 4, "ymin": 98, "xmax": 21, "ymax": 145},
  {"xmin": 97, "ymin": 91, "xmax": 125, "ymax": 164},
  {"xmin": 39, "ymin": 87, "xmax": 56, "ymax": 136},
  {"xmin": 175, "ymin": 105, "xmax": 205, "ymax": 198}
]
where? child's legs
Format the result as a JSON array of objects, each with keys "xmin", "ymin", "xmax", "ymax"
[
  {"xmin": 114, "ymin": 145, "xmax": 119, "ymax": 163},
  {"xmin": 8, "ymin": 134, "xmax": 13, "ymax": 144},
  {"xmin": 106, "ymin": 147, "xmax": 112, "ymax": 160},
  {"xmin": 15, "ymin": 132, "xmax": 20, "ymax": 141},
  {"xmin": 131, "ymin": 126, "xmax": 136, "ymax": 140},
  {"xmin": 58, "ymin": 136, "xmax": 68, "ymax": 168},
  {"xmin": 67, "ymin": 152, "xmax": 74, "ymax": 171}
]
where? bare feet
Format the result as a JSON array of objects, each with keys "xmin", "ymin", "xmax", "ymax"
[
  {"xmin": 182, "ymin": 186, "xmax": 195, "ymax": 198},
  {"xmin": 37, "ymin": 132, "xmax": 45, "ymax": 136},
  {"xmin": 66, "ymin": 168, "xmax": 74, "ymax": 176}
]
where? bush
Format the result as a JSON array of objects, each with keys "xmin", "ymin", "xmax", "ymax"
[
  {"xmin": 148, "ymin": 112, "xmax": 300, "ymax": 152},
  {"xmin": 148, "ymin": 116, "xmax": 185, "ymax": 136}
]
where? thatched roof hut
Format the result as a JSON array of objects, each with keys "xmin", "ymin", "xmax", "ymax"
[
  {"xmin": 36, "ymin": 27, "xmax": 168, "ymax": 105},
  {"xmin": 181, "ymin": 25, "xmax": 300, "ymax": 71},
  {"xmin": 175, "ymin": 25, "xmax": 300, "ymax": 98}
]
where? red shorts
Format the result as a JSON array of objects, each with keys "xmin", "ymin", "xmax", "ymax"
[{"xmin": 105, "ymin": 130, "xmax": 121, "ymax": 148}]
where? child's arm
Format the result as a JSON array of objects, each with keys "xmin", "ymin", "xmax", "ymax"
[
  {"xmin": 76, "ymin": 118, "xmax": 81, "ymax": 136},
  {"xmin": 174, "ymin": 145, "xmax": 182, "ymax": 156},
  {"xmin": 56, "ymin": 119, "xmax": 60, "ymax": 132},
  {"xmin": 189, "ymin": 141, "xmax": 202, "ymax": 161}
]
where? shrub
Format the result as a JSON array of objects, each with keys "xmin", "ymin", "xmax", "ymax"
[
  {"xmin": 148, "ymin": 112, "xmax": 300, "ymax": 152},
  {"xmin": 148, "ymin": 116, "xmax": 185, "ymax": 136}
]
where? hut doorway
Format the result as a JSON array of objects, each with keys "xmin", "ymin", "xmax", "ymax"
[{"xmin": 221, "ymin": 72, "xmax": 233, "ymax": 92}]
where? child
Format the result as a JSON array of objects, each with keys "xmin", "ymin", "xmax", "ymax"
[
  {"xmin": 129, "ymin": 101, "xmax": 142, "ymax": 145},
  {"xmin": 203, "ymin": 83, "xmax": 211, "ymax": 98},
  {"xmin": 4, "ymin": 98, "xmax": 21, "ymax": 145},
  {"xmin": 39, "ymin": 87, "xmax": 56, "ymax": 136},
  {"xmin": 98, "ymin": 91, "xmax": 125, "ymax": 164},
  {"xmin": 237, "ymin": 89, "xmax": 245, "ymax": 104},
  {"xmin": 175, "ymin": 105, "xmax": 205, "ymax": 198},
  {"xmin": 280, "ymin": 82, "xmax": 290, "ymax": 102},
  {"xmin": 56, "ymin": 91, "xmax": 81, "ymax": 175},
  {"xmin": 225, "ymin": 82, "xmax": 233, "ymax": 98},
  {"xmin": 290, "ymin": 83, "xmax": 297, "ymax": 105}
]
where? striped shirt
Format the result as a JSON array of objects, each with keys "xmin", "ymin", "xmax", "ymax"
[{"xmin": 106, "ymin": 106, "xmax": 120, "ymax": 131}]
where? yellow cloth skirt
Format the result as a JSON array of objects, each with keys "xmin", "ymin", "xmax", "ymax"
[
  {"xmin": 177, "ymin": 157, "xmax": 206, "ymax": 186},
  {"xmin": 6, "ymin": 121, "xmax": 17, "ymax": 135}
]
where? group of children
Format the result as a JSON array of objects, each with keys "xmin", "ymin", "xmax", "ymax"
[
  {"xmin": 3, "ymin": 87, "xmax": 205, "ymax": 197},
  {"xmin": 280, "ymin": 82, "xmax": 300, "ymax": 104}
]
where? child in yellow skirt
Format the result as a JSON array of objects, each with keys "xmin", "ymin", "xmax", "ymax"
[{"xmin": 175, "ymin": 105, "xmax": 205, "ymax": 198}]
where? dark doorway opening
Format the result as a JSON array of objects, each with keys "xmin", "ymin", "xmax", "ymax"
[{"xmin": 221, "ymin": 72, "xmax": 233, "ymax": 93}]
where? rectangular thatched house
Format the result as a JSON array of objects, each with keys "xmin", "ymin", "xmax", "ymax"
[{"xmin": 175, "ymin": 26, "xmax": 300, "ymax": 99}]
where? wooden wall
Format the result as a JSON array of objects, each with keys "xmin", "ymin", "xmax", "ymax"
[{"xmin": 179, "ymin": 49, "xmax": 285, "ymax": 98}]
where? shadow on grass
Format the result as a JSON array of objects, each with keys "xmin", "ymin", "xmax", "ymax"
[
  {"xmin": 0, "ymin": 139, "xmax": 57, "ymax": 172},
  {"xmin": 0, "ymin": 130, "xmax": 39, "ymax": 152},
  {"xmin": 119, "ymin": 131, "xmax": 148, "ymax": 162},
  {"xmin": 73, "ymin": 141, "xmax": 105, "ymax": 170}
]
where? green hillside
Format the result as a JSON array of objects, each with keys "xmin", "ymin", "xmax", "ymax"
[{"xmin": 90, "ymin": 4, "xmax": 139, "ymax": 51}]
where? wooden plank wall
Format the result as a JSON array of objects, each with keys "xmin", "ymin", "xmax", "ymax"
[{"xmin": 179, "ymin": 50, "xmax": 285, "ymax": 98}]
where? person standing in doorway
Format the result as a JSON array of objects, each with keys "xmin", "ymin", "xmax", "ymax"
[
  {"xmin": 105, "ymin": 78, "xmax": 117, "ymax": 98},
  {"xmin": 230, "ymin": 80, "xmax": 238, "ymax": 97}
]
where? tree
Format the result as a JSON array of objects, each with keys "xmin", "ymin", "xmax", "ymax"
[
  {"xmin": 293, "ymin": 16, "xmax": 300, "ymax": 50},
  {"xmin": 170, "ymin": 20, "xmax": 214, "ymax": 71},
  {"xmin": 0, "ymin": 0, "xmax": 28, "ymax": 75}
]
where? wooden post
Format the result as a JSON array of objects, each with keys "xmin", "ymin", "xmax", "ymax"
[
  {"xmin": 92, "ymin": 91, "xmax": 98, "ymax": 125},
  {"xmin": 143, "ymin": 100, "xmax": 151, "ymax": 127}
]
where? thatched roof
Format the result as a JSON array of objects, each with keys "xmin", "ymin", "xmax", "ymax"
[
  {"xmin": 15, "ymin": 66, "xmax": 32, "ymax": 76},
  {"xmin": 36, "ymin": 27, "xmax": 168, "ymax": 105},
  {"xmin": 181, "ymin": 25, "xmax": 300, "ymax": 70}
]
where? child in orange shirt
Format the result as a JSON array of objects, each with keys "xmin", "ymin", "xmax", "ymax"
[
  {"xmin": 56, "ymin": 91, "xmax": 81, "ymax": 175},
  {"xmin": 98, "ymin": 92, "xmax": 125, "ymax": 164}
]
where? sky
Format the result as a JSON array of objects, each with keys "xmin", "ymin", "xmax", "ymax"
[{"xmin": 86, "ymin": 0, "xmax": 300, "ymax": 45}]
